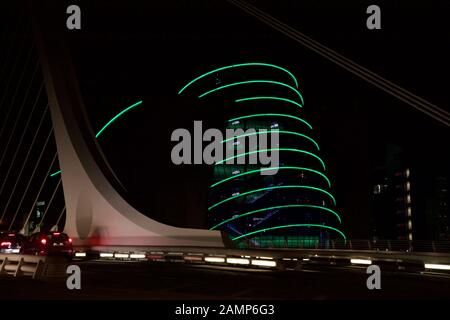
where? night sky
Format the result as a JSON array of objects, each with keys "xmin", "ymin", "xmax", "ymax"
[{"xmin": 1, "ymin": 0, "xmax": 449, "ymax": 238}]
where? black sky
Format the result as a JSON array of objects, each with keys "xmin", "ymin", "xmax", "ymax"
[
  {"xmin": 68, "ymin": 0, "xmax": 450, "ymax": 237},
  {"xmin": 1, "ymin": 0, "xmax": 449, "ymax": 237}
]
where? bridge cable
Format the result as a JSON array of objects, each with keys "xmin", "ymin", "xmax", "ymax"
[
  {"xmin": 0, "ymin": 59, "xmax": 39, "ymax": 197},
  {"xmin": 0, "ymin": 34, "xmax": 33, "ymax": 143},
  {"xmin": 10, "ymin": 115, "xmax": 51, "ymax": 230},
  {"xmin": 8, "ymin": 108, "xmax": 50, "ymax": 230},
  {"xmin": 229, "ymin": 0, "xmax": 450, "ymax": 120},
  {"xmin": 55, "ymin": 206, "xmax": 66, "ymax": 230},
  {"xmin": 6, "ymin": 124, "xmax": 53, "ymax": 230},
  {"xmin": 19, "ymin": 151, "xmax": 57, "ymax": 233},
  {"xmin": 0, "ymin": 45, "xmax": 37, "ymax": 170},
  {"xmin": 0, "ymin": 14, "xmax": 27, "ymax": 115},
  {"xmin": 227, "ymin": 0, "xmax": 450, "ymax": 126},
  {"xmin": 37, "ymin": 177, "xmax": 62, "ymax": 229},
  {"xmin": 0, "ymin": 9, "xmax": 23, "ymax": 110},
  {"xmin": 0, "ymin": 84, "xmax": 44, "ymax": 217}
]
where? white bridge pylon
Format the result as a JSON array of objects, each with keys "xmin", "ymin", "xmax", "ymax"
[{"xmin": 33, "ymin": 0, "xmax": 224, "ymax": 247}]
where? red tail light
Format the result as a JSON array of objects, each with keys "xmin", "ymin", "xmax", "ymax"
[
  {"xmin": 40, "ymin": 238, "xmax": 47, "ymax": 245},
  {"xmin": 1, "ymin": 241, "xmax": 11, "ymax": 247}
]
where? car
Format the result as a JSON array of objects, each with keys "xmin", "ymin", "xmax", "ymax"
[
  {"xmin": 21, "ymin": 231, "xmax": 73, "ymax": 258},
  {"xmin": 0, "ymin": 232, "xmax": 26, "ymax": 254}
]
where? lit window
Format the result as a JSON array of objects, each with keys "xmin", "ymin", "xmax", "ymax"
[
  {"xmin": 407, "ymin": 194, "xmax": 411, "ymax": 204},
  {"xmin": 407, "ymin": 207, "xmax": 412, "ymax": 217},
  {"xmin": 405, "ymin": 168, "xmax": 410, "ymax": 178},
  {"xmin": 373, "ymin": 184, "xmax": 382, "ymax": 195},
  {"xmin": 408, "ymin": 220, "xmax": 412, "ymax": 230},
  {"xmin": 406, "ymin": 182, "xmax": 410, "ymax": 191},
  {"xmin": 408, "ymin": 233, "xmax": 413, "ymax": 241},
  {"xmin": 232, "ymin": 170, "xmax": 240, "ymax": 175},
  {"xmin": 270, "ymin": 123, "xmax": 279, "ymax": 128}
]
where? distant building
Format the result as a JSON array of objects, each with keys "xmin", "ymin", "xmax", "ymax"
[
  {"xmin": 425, "ymin": 176, "xmax": 450, "ymax": 240},
  {"xmin": 370, "ymin": 144, "xmax": 450, "ymax": 241}
]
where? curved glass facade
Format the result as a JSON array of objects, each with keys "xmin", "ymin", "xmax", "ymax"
[{"xmin": 179, "ymin": 63, "xmax": 345, "ymax": 248}]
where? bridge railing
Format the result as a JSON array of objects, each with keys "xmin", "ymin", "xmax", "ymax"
[
  {"xmin": 71, "ymin": 242, "xmax": 450, "ymax": 276},
  {"xmin": 239, "ymin": 237, "xmax": 450, "ymax": 253},
  {"xmin": 0, "ymin": 254, "xmax": 69, "ymax": 280}
]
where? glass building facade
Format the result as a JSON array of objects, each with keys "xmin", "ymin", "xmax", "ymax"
[{"xmin": 179, "ymin": 63, "xmax": 345, "ymax": 248}]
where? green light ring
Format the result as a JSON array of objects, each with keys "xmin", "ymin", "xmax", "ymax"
[
  {"xmin": 210, "ymin": 166, "xmax": 331, "ymax": 188},
  {"xmin": 178, "ymin": 62, "xmax": 299, "ymax": 95},
  {"xmin": 221, "ymin": 130, "xmax": 320, "ymax": 151},
  {"xmin": 198, "ymin": 80, "xmax": 304, "ymax": 105},
  {"xmin": 229, "ymin": 113, "xmax": 313, "ymax": 130},
  {"xmin": 51, "ymin": 100, "xmax": 143, "ymax": 177},
  {"xmin": 50, "ymin": 170, "xmax": 62, "ymax": 177},
  {"xmin": 231, "ymin": 224, "xmax": 346, "ymax": 241},
  {"xmin": 208, "ymin": 185, "xmax": 336, "ymax": 211},
  {"xmin": 210, "ymin": 204, "xmax": 341, "ymax": 230},
  {"xmin": 95, "ymin": 100, "xmax": 143, "ymax": 138},
  {"xmin": 215, "ymin": 148, "xmax": 326, "ymax": 171},
  {"xmin": 235, "ymin": 96, "xmax": 302, "ymax": 109}
]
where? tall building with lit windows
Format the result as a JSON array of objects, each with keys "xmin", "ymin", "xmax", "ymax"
[
  {"xmin": 178, "ymin": 63, "xmax": 344, "ymax": 248},
  {"xmin": 371, "ymin": 145, "xmax": 414, "ymax": 240},
  {"xmin": 370, "ymin": 144, "xmax": 450, "ymax": 241}
]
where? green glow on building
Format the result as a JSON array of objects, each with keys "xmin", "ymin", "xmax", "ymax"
[
  {"xmin": 210, "ymin": 166, "xmax": 331, "ymax": 188},
  {"xmin": 178, "ymin": 62, "xmax": 298, "ymax": 95},
  {"xmin": 208, "ymin": 185, "xmax": 336, "ymax": 211},
  {"xmin": 215, "ymin": 148, "xmax": 326, "ymax": 171},
  {"xmin": 180, "ymin": 62, "xmax": 343, "ymax": 246},
  {"xmin": 235, "ymin": 96, "xmax": 302, "ymax": 109},
  {"xmin": 220, "ymin": 130, "xmax": 320, "ymax": 151},
  {"xmin": 232, "ymin": 224, "xmax": 346, "ymax": 241},
  {"xmin": 228, "ymin": 113, "xmax": 312, "ymax": 130},
  {"xmin": 198, "ymin": 80, "xmax": 304, "ymax": 105},
  {"xmin": 210, "ymin": 204, "xmax": 342, "ymax": 230}
]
